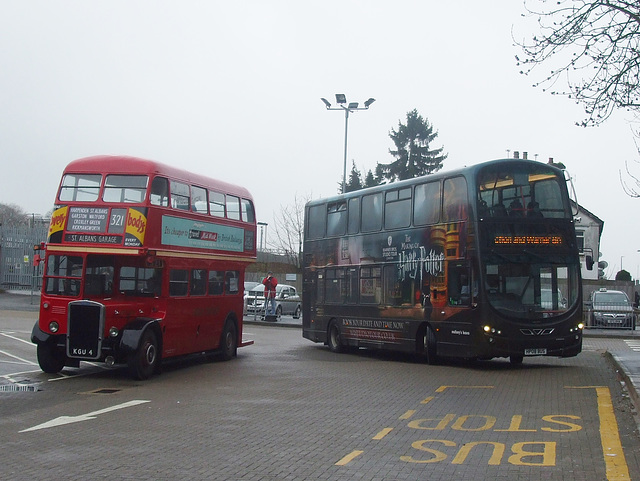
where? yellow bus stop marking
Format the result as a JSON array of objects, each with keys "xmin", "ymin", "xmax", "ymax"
[
  {"xmin": 335, "ymin": 450, "xmax": 364, "ymax": 466},
  {"xmin": 337, "ymin": 384, "xmax": 632, "ymax": 478},
  {"xmin": 569, "ymin": 386, "xmax": 630, "ymax": 481},
  {"xmin": 373, "ymin": 427, "xmax": 393, "ymax": 440},
  {"xmin": 435, "ymin": 385, "xmax": 494, "ymax": 392}
]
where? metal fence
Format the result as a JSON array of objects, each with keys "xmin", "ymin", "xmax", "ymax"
[
  {"xmin": 583, "ymin": 302, "xmax": 638, "ymax": 330},
  {"xmin": 0, "ymin": 225, "xmax": 48, "ymax": 292}
]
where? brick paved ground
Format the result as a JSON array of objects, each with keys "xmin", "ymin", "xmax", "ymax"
[{"xmin": 1, "ymin": 323, "xmax": 639, "ymax": 480}]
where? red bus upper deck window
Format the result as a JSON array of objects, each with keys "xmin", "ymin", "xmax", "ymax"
[
  {"xmin": 150, "ymin": 177, "xmax": 169, "ymax": 206},
  {"xmin": 170, "ymin": 181, "xmax": 190, "ymax": 210},
  {"xmin": 227, "ymin": 195, "xmax": 240, "ymax": 220},
  {"xmin": 241, "ymin": 198, "xmax": 255, "ymax": 223},
  {"xmin": 103, "ymin": 175, "xmax": 148, "ymax": 203},
  {"xmin": 191, "ymin": 186, "xmax": 208, "ymax": 214},
  {"xmin": 59, "ymin": 174, "xmax": 101, "ymax": 202},
  {"xmin": 209, "ymin": 191, "xmax": 225, "ymax": 217}
]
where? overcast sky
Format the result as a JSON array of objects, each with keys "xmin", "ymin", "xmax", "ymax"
[{"xmin": 1, "ymin": 1, "xmax": 638, "ymax": 278}]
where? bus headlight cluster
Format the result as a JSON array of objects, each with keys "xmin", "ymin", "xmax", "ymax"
[
  {"xmin": 569, "ymin": 323, "xmax": 584, "ymax": 333},
  {"xmin": 48, "ymin": 321, "xmax": 59, "ymax": 333},
  {"xmin": 109, "ymin": 326, "xmax": 119, "ymax": 338},
  {"xmin": 483, "ymin": 325, "xmax": 502, "ymax": 335}
]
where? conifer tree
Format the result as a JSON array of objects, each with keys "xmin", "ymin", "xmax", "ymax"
[{"xmin": 383, "ymin": 109, "xmax": 447, "ymax": 181}]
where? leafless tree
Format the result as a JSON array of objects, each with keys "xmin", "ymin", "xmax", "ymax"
[
  {"xmin": 620, "ymin": 135, "xmax": 640, "ymax": 196},
  {"xmin": 268, "ymin": 193, "xmax": 310, "ymax": 269},
  {"xmin": 0, "ymin": 203, "xmax": 29, "ymax": 226},
  {"xmin": 515, "ymin": 0, "xmax": 640, "ymax": 127}
]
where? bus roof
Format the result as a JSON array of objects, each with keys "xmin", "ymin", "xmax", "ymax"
[
  {"xmin": 306, "ymin": 158, "xmax": 565, "ymax": 206},
  {"xmin": 64, "ymin": 155, "xmax": 253, "ymax": 200}
]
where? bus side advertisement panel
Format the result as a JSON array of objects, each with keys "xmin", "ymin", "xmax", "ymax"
[
  {"xmin": 48, "ymin": 206, "xmax": 68, "ymax": 243},
  {"xmin": 161, "ymin": 215, "xmax": 244, "ymax": 252},
  {"xmin": 124, "ymin": 208, "xmax": 147, "ymax": 247}
]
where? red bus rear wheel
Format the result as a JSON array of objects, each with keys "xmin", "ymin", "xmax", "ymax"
[{"xmin": 220, "ymin": 320, "xmax": 237, "ymax": 361}]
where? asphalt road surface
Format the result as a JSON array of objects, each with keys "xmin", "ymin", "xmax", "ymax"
[{"xmin": 1, "ymin": 310, "xmax": 639, "ymax": 481}]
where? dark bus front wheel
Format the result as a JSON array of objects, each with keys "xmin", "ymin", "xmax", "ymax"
[{"xmin": 423, "ymin": 327, "xmax": 438, "ymax": 365}]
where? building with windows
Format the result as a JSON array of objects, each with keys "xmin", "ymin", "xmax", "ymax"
[{"xmin": 572, "ymin": 202, "xmax": 604, "ymax": 280}]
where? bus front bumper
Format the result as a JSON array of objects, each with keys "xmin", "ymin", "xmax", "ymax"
[{"xmin": 480, "ymin": 331, "xmax": 583, "ymax": 359}]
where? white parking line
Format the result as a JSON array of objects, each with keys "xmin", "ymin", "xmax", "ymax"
[
  {"xmin": 1, "ymin": 331, "xmax": 34, "ymax": 346},
  {"xmin": 625, "ymin": 340, "xmax": 640, "ymax": 352},
  {"xmin": 0, "ymin": 349, "xmax": 37, "ymax": 366}
]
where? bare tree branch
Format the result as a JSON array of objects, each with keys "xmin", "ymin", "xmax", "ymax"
[
  {"xmin": 620, "ymin": 130, "xmax": 640, "ymax": 196},
  {"xmin": 268, "ymin": 193, "xmax": 310, "ymax": 269},
  {"xmin": 516, "ymin": 0, "xmax": 640, "ymax": 126}
]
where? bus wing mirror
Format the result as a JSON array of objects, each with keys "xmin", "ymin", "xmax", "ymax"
[{"xmin": 586, "ymin": 255, "xmax": 594, "ymax": 270}]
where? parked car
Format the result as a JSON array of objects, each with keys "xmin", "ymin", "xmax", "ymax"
[
  {"xmin": 590, "ymin": 288, "xmax": 635, "ymax": 329},
  {"xmin": 246, "ymin": 283, "xmax": 301, "ymax": 319},
  {"xmin": 243, "ymin": 282, "xmax": 259, "ymax": 315}
]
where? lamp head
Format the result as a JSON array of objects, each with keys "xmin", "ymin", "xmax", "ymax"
[
  {"xmin": 335, "ymin": 93, "xmax": 347, "ymax": 104},
  {"xmin": 320, "ymin": 97, "xmax": 331, "ymax": 108},
  {"xmin": 364, "ymin": 97, "xmax": 376, "ymax": 108}
]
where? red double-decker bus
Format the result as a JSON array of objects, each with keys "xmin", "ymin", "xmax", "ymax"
[{"xmin": 31, "ymin": 155, "xmax": 256, "ymax": 379}]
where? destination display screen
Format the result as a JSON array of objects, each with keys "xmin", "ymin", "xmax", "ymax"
[
  {"xmin": 48, "ymin": 205, "xmax": 147, "ymax": 247},
  {"xmin": 493, "ymin": 235, "xmax": 563, "ymax": 246}
]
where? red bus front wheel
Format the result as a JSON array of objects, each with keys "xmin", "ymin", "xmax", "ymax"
[
  {"xmin": 37, "ymin": 343, "xmax": 66, "ymax": 374},
  {"xmin": 128, "ymin": 329, "xmax": 159, "ymax": 380}
]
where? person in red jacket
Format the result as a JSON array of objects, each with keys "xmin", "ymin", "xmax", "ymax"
[{"xmin": 262, "ymin": 271, "xmax": 278, "ymax": 316}]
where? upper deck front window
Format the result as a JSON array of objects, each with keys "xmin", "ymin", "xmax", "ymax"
[
  {"xmin": 103, "ymin": 175, "xmax": 148, "ymax": 203},
  {"xmin": 59, "ymin": 174, "xmax": 102, "ymax": 202},
  {"xmin": 477, "ymin": 164, "xmax": 568, "ymax": 220}
]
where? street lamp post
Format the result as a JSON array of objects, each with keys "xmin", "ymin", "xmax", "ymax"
[
  {"xmin": 321, "ymin": 94, "xmax": 375, "ymax": 193},
  {"xmin": 257, "ymin": 222, "xmax": 268, "ymax": 251}
]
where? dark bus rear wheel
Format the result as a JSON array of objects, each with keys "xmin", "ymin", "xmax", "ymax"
[{"xmin": 327, "ymin": 321, "xmax": 343, "ymax": 353}]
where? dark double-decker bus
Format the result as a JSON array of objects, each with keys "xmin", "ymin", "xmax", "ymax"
[
  {"xmin": 31, "ymin": 155, "xmax": 256, "ymax": 379},
  {"xmin": 302, "ymin": 159, "xmax": 585, "ymax": 364}
]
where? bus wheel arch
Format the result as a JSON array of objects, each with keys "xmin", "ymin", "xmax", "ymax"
[{"xmin": 327, "ymin": 319, "xmax": 343, "ymax": 353}]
